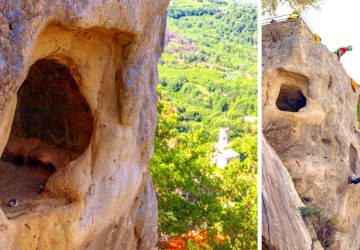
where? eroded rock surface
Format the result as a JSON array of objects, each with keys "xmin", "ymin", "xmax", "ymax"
[
  {"xmin": 263, "ymin": 30, "xmax": 360, "ymax": 249},
  {"xmin": 262, "ymin": 136, "xmax": 323, "ymax": 250},
  {"xmin": 0, "ymin": 0, "xmax": 169, "ymax": 249}
]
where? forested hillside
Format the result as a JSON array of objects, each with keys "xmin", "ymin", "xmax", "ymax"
[
  {"xmin": 150, "ymin": 0, "xmax": 258, "ymax": 248},
  {"xmin": 159, "ymin": 0, "xmax": 257, "ymax": 137}
]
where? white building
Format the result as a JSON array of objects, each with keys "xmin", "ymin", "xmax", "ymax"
[{"xmin": 214, "ymin": 128, "xmax": 240, "ymax": 168}]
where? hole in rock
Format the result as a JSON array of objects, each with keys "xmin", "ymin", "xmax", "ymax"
[
  {"xmin": 301, "ymin": 197, "xmax": 312, "ymax": 203},
  {"xmin": 328, "ymin": 76, "xmax": 333, "ymax": 90},
  {"xmin": 349, "ymin": 144, "xmax": 358, "ymax": 174},
  {"xmin": 322, "ymin": 138, "xmax": 331, "ymax": 145},
  {"xmin": 276, "ymin": 84, "xmax": 306, "ymax": 112},
  {"xmin": 0, "ymin": 59, "xmax": 93, "ymax": 215}
]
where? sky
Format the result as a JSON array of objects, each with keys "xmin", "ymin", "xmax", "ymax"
[
  {"xmin": 237, "ymin": 0, "xmax": 258, "ymax": 3},
  {"xmin": 268, "ymin": 0, "xmax": 360, "ymax": 82}
]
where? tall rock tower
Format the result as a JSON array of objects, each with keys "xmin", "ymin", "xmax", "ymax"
[{"xmin": 263, "ymin": 17, "xmax": 360, "ymax": 249}]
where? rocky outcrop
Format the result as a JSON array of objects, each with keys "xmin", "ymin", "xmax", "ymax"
[
  {"xmin": 0, "ymin": 0, "xmax": 169, "ymax": 249},
  {"xmin": 262, "ymin": 136, "xmax": 322, "ymax": 250},
  {"xmin": 263, "ymin": 23, "xmax": 360, "ymax": 249}
]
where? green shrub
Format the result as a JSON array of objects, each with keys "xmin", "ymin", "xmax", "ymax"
[
  {"xmin": 299, "ymin": 205, "xmax": 337, "ymax": 248},
  {"xmin": 299, "ymin": 206, "xmax": 321, "ymax": 218}
]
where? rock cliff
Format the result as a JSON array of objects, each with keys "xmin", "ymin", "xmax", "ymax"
[
  {"xmin": 0, "ymin": 0, "xmax": 169, "ymax": 249},
  {"xmin": 263, "ymin": 21, "xmax": 360, "ymax": 249},
  {"xmin": 262, "ymin": 136, "xmax": 323, "ymax": 250}
]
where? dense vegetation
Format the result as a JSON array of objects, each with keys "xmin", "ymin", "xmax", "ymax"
[{"xmin": 149, "ymin": 0, "xmax": 258, "ymax": 248}]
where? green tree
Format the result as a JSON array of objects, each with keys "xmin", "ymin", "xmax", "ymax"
[
  {"xmin": 263, "ymin": 0, "xmax": 321, "ymax": 15},
  {"xmin": 150, "ymin": 90, "xmax": 257, "ymax": 249},
  {"xmin": 151, "ymin": 0, "xmax": 258, "ymax": 248}
]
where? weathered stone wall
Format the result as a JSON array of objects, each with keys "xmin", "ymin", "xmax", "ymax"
[
  {"xmin": 262, "ymin": 18, "xmax": 313, "ymax": 48},
  {"xmin": 0, "ymin": 0, "xmax": 169, "ymax": 249}
]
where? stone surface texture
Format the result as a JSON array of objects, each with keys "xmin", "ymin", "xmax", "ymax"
[
  {"xmin": 263, "ymin": 20, "xmax": 360, "ymax": 249},
  {"xmin": 0, "ymin": 0, "xmax": 169, "ymax": 249},
  {"xmin": 262, "ymin": 136, "xmax": 323, "ymax": 250},
  {"xmin": 262, "ymin": 18, "xmax": 313, "ymax": 48}
]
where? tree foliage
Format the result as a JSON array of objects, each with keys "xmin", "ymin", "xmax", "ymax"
[
  {"xmin": 150, "ymin": 0, "xmax": 258, "ymax": 248},
  {"xmin": 150, "ymin": 92, "xmax": 257, "ymax": 248},
  {"xmin": 262, "ymin": 0, "xmax": 321, "ymax": 15},
  {"xmin": 160, "ymin": 0, "xmax": 257, "ymax": 140}
]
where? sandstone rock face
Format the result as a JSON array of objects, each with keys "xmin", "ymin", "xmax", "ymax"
[
  {"xmin": 262, "ymin": 136, "xmax": 322, "ymax": 250},
  {"xmin": 263, "ymin": 30, "xmax": 360, "ymax": 249},
  {"xmin": 0, "ymin": 0, "xmax": 169, "ymax": 249}
]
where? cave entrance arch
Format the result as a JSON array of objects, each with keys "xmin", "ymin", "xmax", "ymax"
[
  {"xmin": 0, "ymin": 59, "xmax": 93, "ymax": 215},
  {"xmin": 273, "ymin": 71, "xmax": 309, "ymax": 113}
]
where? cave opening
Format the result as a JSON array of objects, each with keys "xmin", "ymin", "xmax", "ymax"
[
  {"xmin": 276, "ymin": 84, "xmax": 306, "ymax": 112},
  {"xmin": 0, "ymin": 59, "xmax": 93, "ymax": 214}
]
